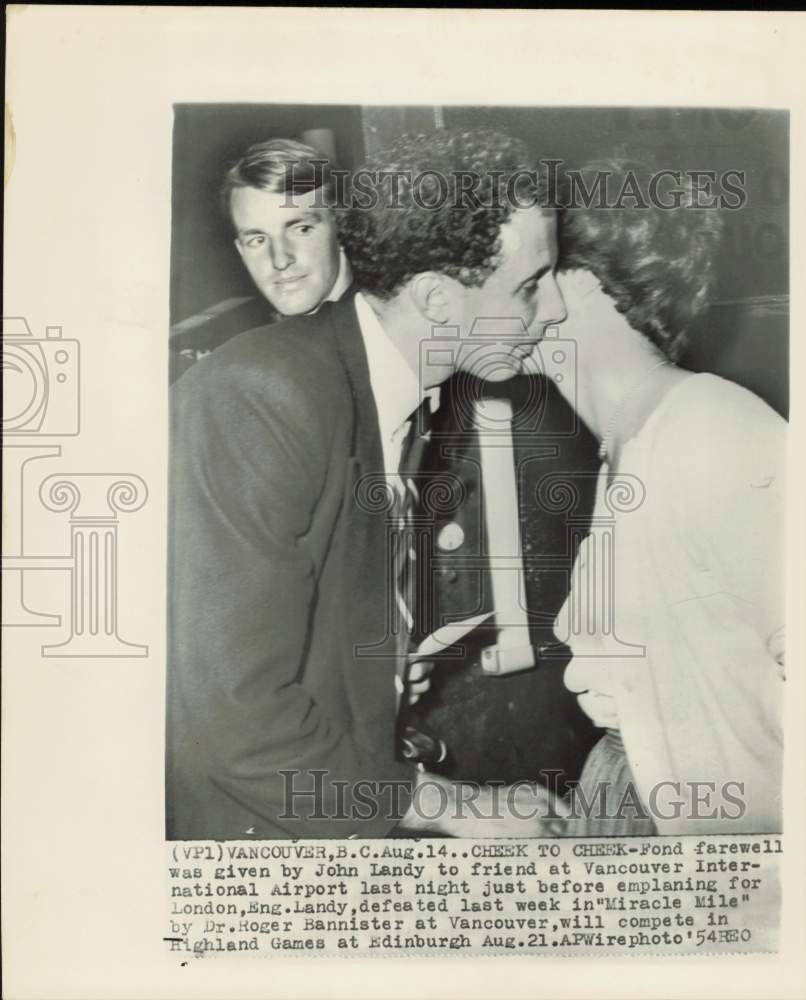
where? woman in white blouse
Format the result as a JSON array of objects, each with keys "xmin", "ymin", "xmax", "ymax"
[{"xmin": 543, "ymin": 161, "xmax": 785, "ymax": 836}]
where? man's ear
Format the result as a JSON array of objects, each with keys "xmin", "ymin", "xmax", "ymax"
[{"xmin": 409, "ymin": 272, "xmax": 452, "ymax": 325}]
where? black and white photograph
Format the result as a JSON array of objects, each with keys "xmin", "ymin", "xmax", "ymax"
[
  {"xmin": 3, "ymin": 6, "xmax": 805, "ymax": 999},
  {"xmin": 167, "ymin": 104, "xmax": 787, "ymax": 842}
]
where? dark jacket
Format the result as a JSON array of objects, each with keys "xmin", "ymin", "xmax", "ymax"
[{"xmin": 167, "ymin": 295, "xmax": 414, "ymax": 839}]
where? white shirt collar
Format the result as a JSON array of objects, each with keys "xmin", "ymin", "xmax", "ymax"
[
  {"xmin": 303, "ymin": 249, "xmax": 350, "ymax": 316},
  {"xmin": 325, "ymin": 248, "xmax": 353, "ymax": 303},
  {"xmin": 353, "ymin": 291, "xmax": 439, "ymax": 474}
]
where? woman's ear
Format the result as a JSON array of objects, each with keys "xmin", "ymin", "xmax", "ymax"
[{"xmin": 409, "ymin": 272, "xmax": 452, "ymax": 325}]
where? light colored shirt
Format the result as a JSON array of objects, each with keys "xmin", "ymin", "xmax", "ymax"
[
  {"xmin": 555, "ymin": 372, "xmax": 786, "ymax": 834},
  {"xmin": 324, "ymin": 247, "xmax": 353, "ymax": 305},
  {"xmin": 354, "ymin": 291, "xmax": 438, "ymax": 477},
  {"xmin": 354, "ymin": 292, "xmax": 441, "ymax": 703}
]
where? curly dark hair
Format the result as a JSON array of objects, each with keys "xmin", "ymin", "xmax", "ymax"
[
  {"xmin": 559, "ymin": 158, "xmax": 724, "ymax": 360},
  {"xmin": 337, "ymin": 129, "xmax": 548, "ymax": 300}
]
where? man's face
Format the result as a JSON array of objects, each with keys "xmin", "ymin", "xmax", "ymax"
[
  {"xmin": 231, "ymin": 185, "xmax": 341, "ymax": 315},
  {"xmin": 452, "ymin": 208, "xmax": 565, "ymax": 383}
]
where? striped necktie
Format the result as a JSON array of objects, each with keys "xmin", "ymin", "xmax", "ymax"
[{"xmin": 393, "ymin": 400, "xmax": 432, "ymax": 702}]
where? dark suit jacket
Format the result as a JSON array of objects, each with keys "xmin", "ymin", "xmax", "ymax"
[{"xmin": 167, "ymin": 295, "xmax": 415, "ymax": 840}]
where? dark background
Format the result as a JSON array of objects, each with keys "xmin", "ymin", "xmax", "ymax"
[
  {"xmin": 171, "ymin": 103, "xmax": 364, "ymax": 322},
  {"xmin": 171, "ymin": 104, "xmax": 788, "ymax": 415},
  {"xmin": 170, "ymin": 105, "xmax": 789, "ymax": 789}
]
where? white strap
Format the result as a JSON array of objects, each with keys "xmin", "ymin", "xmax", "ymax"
[{"xmin": 474, "ymin": 398, "xmax": 535, "ymax": 675}]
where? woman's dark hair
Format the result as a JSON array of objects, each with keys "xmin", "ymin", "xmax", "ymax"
[{"xmin": 559, "ymin": 158, "xmax": 724, "ymax": 360}]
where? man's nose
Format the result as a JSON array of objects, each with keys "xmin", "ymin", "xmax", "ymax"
[
  {"xmin": 269, "ymin": 236, "xmax": 294, "ymax": 272},
  {"xmin": 537, "ymin": 275, "xmax": 567, "ymax": 329}
]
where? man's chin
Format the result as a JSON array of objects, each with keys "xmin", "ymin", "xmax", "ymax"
[{"xmin": 264, "ymin": 294, "xmax": 319, "ymax": 317}]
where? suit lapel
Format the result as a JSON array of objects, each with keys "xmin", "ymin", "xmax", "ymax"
[{"xmin": 327, "ymin": 297, "xmax": 398, "ymax": 734}]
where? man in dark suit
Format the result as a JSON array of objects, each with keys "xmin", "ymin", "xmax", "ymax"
[{"xmin": 167, "ymin": 128, "xmax": 569, "ymax": 839}]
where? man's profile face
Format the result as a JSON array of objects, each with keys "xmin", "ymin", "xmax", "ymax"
[
  {"xmin": 452, "ymin": 208, "xmax": 566, "ymax": 383},
  {"xmin": 231, "ymin": 185, "xmax": 341, "ymax": 316}
]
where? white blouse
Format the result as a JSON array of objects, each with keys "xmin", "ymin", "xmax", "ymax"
[{"xmin": 555, "ymin": 373, "xmax": 786, "ymax": 834}]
